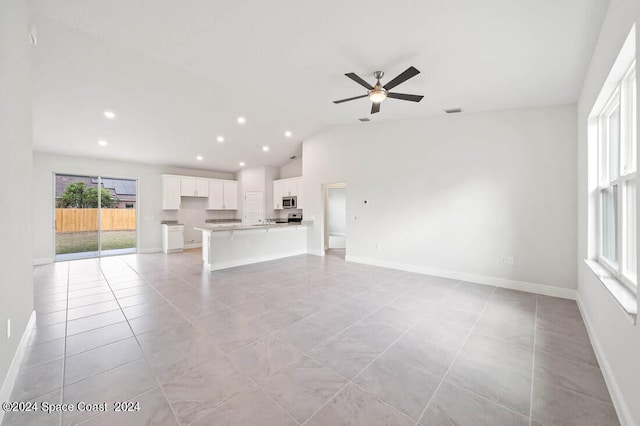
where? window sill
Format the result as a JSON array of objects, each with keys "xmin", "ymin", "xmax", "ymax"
[{"xmin": 584, "ymin": 259, "xmax": 638, "ymax": 324}]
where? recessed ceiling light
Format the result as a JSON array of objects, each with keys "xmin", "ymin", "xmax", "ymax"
[
  {"xmin": 216, "ymin": 136, "xmax": 224, "ymax": 143},
  {"xmin": 262, "ymin": 146, "xmax": 269, "ymax": 152},
  {"xmin": 104, "ymin": 111, "xmax": 115, "ymax": 119},
  {"xmin": 97, "ymin": 140, "xmax": 108, "ymax": 147},
  {"xmin": 196, "ymin": 155, "xmax": 203, "ymax": 161},
  {"xmin": 239, "ymin": 161, "xmax": 245, "ymax": 167},
  {"xmin": 237, "ymin": 116, "xmax": 246, "ymax": 124},
  {"xmin": 284, "ymin": 131, "xmax": 292, "ymax": 138}
]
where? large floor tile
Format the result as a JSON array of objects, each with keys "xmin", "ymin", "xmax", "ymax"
[
  {"xmin": 260, "ymin": 357, "xmax": 347, "ymax": 423},
  {"xmin": 65, "ymin": 321, "xmax": 133, "ymax": 356},
  {"xmin": 62, "ymin": 359, "xmax": 157, "ymax": 426},
  {"xmin": 420, "ymin": 381, "xmax": 529, "ymax": 426},
  {"xmin": 1, "ymin": 389, "xmax": 62, "ymax": 426},
  {"xmin": 535, "ymin": 329, "xmax": 598, "ymax": 368},
  {"xmin": 353, "ymin": 354, "xmax": 440, "ymax": 420},
  {"xmin": 162, "ymin": 358, "xmax": 254, "ymax": 425},
  {"xmin": 307, "ymin": 383, "xmax": 414, "ymax": 426},
  {"xmin": 228, "ymin": 335, "xmax": 306, "ymax": 385},
  {"xmin": 147, "ymin": 336, "xmax": 223, "ymax": 385},
  {"xmin": 190, "ymin": 388, "xmax": 297, "ymax": 426},
  {"xmin": 77, "ymin": 388, "xmax": 178, "ymax": 426},
  {"xmin": 65, "ymin": 310, "xmax": 126, "ymax": 336},
  {"xmin": 277, "ymin": 318, "xmax": 338, "ymax": 352},
  {"xmin": 534, "ymin": 351, "xmax": 611, "ymax": 403},
  {"xmin": 532, "ymin": 379, "xmax": 619, "ymax": 426},
  {"xmin": 309, "ymin": 334, "xmax": 379, "ymax": 379},
  {"xmin": 64, "ymin": 337, "xmax": 143, "ymax": 385},
  {"xmin": 445, "ymin": 333, "xmax": 532, "ymax": 415},
  {"xmin": 385, "ymin": 324, "xmax": 467, "ymax": 379},
  {"xmin": 10, "ymin": 359, "xmax": 63, "ymax": 401}
]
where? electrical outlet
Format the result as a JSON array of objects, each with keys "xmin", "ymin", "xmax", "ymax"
[
  {"xmin": 502, "ymin": 256, "xmax": 514, "ymax": 265},
  {"xmin": 6, "ymin": 319, "xmax": 10, "ymax": 339}
]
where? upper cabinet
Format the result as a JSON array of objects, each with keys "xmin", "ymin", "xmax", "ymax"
[
  {"xmin": 162, "ymin": 174, "xmax": 238, "ymax": 210},
  {"xmin": 223, "ymin": 180, "xmax": 238, "ymax": 210},
  {"xmin": 273, "ymin": 180, "xmax": 283, "ymax": 209},
  {"xmin": 181, "ymin": 177, "xmax": 209, "ymax": 197},
  {"xmin": 273, "ymin": 177, "xmax": 303, "ymax": 210},
  {"xmin": 162, "ymin": 175, "xmax": 181, "ymax": 210},
  {"xmin": 207, "ymin": 179, "xmax": 238, "ymax": 210}
]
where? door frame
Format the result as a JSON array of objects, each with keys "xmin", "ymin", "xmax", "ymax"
[
  {"xmin": 322, "ymin": 182, "xmax": 347, "ymax": 253},
  {"xmin": 53, "ymin": 172, "xmax": 140, "ymax": 261}
]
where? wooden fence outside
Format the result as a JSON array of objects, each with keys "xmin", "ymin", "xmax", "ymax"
[{"xmin": 55, "ymin": 208, "xmax": 136, "ymax": 233}]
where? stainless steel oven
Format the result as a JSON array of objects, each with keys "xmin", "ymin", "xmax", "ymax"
[{"xmin": 282, "ymin": 196, "xmax": 297, "ymax": 209}]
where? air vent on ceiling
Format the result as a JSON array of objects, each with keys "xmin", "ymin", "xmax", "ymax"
[
  {"xmin": 444, "ymin": 108, "xmax": 463, "ymax": 114},
  {"xmin": 359, "ymin": 118, "xmax": 371, "ymax": 122}
]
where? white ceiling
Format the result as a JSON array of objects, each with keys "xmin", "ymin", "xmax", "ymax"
[{"xmin": 31, "ymin": 0, "xmax": 610, "ymax": 173}]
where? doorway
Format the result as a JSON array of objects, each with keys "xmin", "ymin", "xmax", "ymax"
[
  {"xmin": 244, "ymin": 191, "xmax": 264, "ymax": 225},
  {"xmin": 54, "ymin": 174, "xmax": 138, "ymax": 261},
  {"xmin": 323, "ymin": 182, "xmax": 347, "ymax": 258}
]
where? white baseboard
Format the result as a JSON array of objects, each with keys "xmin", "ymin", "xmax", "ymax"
[
  {"xmin": 139, "ymin": 247, "xmax": 163, "ymax": 254},
  {"xmin": 184, "ymin": 243, "xmax": 202, "ymax": 249},
  {"xmin": 576, "ymin": 295, "xmax": 633, "ymax": 426},
  {"xmin": 345, "ymin": 255, "xmax": 577, "ymax": 300},
  {"xmin": 205, "ymin": 250, "xmax": 307, "ymax": 271},
  {"xmin": 307, "ymin": 249, "xmax": 325, "ymax": 256},
  {"xmin": 0, "ymin": 311, "xmax": 36, "ymax": 425},
  {"xmin": 32, "ymin": 258, "xmax": 53, "ymax": 266}
]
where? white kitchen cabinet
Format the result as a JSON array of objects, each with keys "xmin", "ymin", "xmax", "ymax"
[
  {"xmin": 181, "ymin": 177, "xmax": 209, "ymax": 197},
  {"xmin": 207, "ymin": 179, "xmax": 238, "ymax": 210},
  {"xmin": 273, "ymin": 177, "xmax": 303, "ymax": 210},
  {"xmin": 162, "ymin": 175, "xmax": 181, "ymax": 210},
  {"xmin": 296, "ymin": 181, "xmax": 304, "ymax": 209},
  {"xmin": 223, "ymin": 180, "xmax": 238, "ymax": 210},
  {"xmin": 273, "ymin": 180, "xmax": 283, "ymax": 209}
]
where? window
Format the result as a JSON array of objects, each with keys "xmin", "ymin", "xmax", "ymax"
[{"xmin": 597, "ymin": 61, "xmax": 637, "ymax": 289}]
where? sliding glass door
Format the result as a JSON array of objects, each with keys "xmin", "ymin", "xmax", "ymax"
[{"xmin": 54, "ymin": 174, "xmax": 137, "ymax": 261}]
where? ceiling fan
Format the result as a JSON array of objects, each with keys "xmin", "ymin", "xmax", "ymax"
[{"xmin": 333, "ymin": 66, "xmax": 424, "ymax": 114}]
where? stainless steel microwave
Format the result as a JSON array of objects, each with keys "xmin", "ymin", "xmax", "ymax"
[{"xmin": 282, "ymin": 196, "xmax": 297, "ymax": 209}]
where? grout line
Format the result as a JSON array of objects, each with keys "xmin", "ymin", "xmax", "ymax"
[
  {"xmin": 529, "ymin": 295, "xmax": 538, "ymax": 426},
  {"xmin": 414, "ymin": 286, "xmax": 497, "ymax": 425}
]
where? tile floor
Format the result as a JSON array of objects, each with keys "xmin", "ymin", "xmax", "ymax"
[{"xmin": 2, "ymin": 249, "xmax": 619, "ymax": 426}]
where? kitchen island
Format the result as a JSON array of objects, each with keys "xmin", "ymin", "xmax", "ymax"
[{"xmin": 194, "ymin": 223, "xmax": 309, "ymax": 271}]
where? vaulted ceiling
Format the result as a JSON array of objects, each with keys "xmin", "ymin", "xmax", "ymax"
[{"xmin": 31, "ymin": 0, "xmax": 610, "ymax": 172}]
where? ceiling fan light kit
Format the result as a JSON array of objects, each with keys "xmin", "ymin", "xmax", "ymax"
[{"xmin": 334, "ymin": 66, "xmax": 424, "ymax": 114}]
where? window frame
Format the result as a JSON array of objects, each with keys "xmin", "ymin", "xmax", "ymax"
[{"xmin": 596, "ymin": 61, "xmax": 637, "ymax": 291}]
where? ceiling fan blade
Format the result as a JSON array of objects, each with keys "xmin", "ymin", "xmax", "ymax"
[
  {"xmin": 371, "ymin": 102, "xmax": 381, "ymax": 114},
  {"xmin": 383, "ymin": 66, "xmax": 420, "ymax": 90},
  {"xmin": 345, "ymin": 72, "xmax": 374, "ymax": 90},
  {"xmin": 387, "ymin": 92, "xmax": 424, "ymax": 102},
  {"xmin": 333, "ymin": 94, "xmax": 368, "ymax": 104}
]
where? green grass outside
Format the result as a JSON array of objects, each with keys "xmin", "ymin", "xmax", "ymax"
[{"xmin": 56, "ymin": 230, "xmax": 136, "ymax": 254}]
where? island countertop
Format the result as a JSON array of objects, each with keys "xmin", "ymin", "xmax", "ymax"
[{"xmin": 194, "ymin": 222, "xmax": 311, "ymax": 233}]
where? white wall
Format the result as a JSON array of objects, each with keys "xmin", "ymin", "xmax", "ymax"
[
  {"xmin": 280, "ymin": 157, "xmax": 302, "ymax": 179},
  {"xmin": 577, "ymin": 0, "xmax": 640, "ymax": 424},
  {"xmin": 0, "ymin": 0, "xmax": 33, "ymax": 404},
  {"xmin": 303, "ymin": 105, "xmax": 577, "ymax": 291},
  {"xmin": 33, "ymin": 152, "xmax": 234, "ymax": 260}
]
